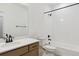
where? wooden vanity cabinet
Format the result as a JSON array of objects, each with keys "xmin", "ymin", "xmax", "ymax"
[
  {"xmin": 0, "ymin": 42, "xmax": 39, "ymax": 56},
  {"xmin": 23, "ymin": 42, "xmax": 39, "ymax": 56},
  {"xmin": 23, "ymin": 48, "xmax": 39, "ymax": 56}
]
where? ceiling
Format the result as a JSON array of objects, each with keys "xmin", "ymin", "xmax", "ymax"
[
  {"xmin": 20, "ymin": 3, "xmax": 60, "ymax": 7},
  {"xmin": 20, "ymin": 3, "xmax": 74, "ymax": 11}
]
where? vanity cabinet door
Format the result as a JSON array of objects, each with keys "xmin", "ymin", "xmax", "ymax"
[
  {"xmin": 23, "ymin": 42, "xmax": 39, "ymax": 56},
  {"xmin": 23, "ymin": 48, "xmax": 39, "ymax": 56},
  {"xmin": 29, "ymin": 42, "xmax": 39, "ymax": 51},
  {"xmin": 0, "ymin": 46, "xmax": 28, "ymax": 56}
]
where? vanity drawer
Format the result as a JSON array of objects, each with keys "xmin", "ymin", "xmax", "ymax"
[
  {"xmin": 0, "ymin": 46, "xmax": 28, "ymax": 56},
  {"xmin": 29, "ymin": 42, "xmax": 39, "ymax": 51}
]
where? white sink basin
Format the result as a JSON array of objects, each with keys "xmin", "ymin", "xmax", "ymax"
[
  {"xmin": 0, "ymin": 38, "xmax": 38, "ymax": 49},
  {"xmin": 0, "ymin": 39, "xmax": 28, "ymax": 49},
  {"xmin": 0, "ymin": 42, "xmax": 21, "ymax": 48}
]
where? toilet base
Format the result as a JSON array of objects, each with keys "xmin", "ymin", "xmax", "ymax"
[
  {"xmin": 43, "ymin": 45, "xmax": 56, "ymax": 52},
  {"xmin": 42, "ymin": 45, "xmax": 56, "ymax": 56},
  {"xmin": 43, "ymin": 51, "xmax": 56, "ymax": 56}
]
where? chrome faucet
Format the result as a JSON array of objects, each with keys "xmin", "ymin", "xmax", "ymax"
[
  {"xmin": 4, "ymin": 34, "xmax": 14, "ymax": 43},
  {"xmin": 9, "ymin": 34, "xmax": 13, "ymax": 42},
  {"xmin": 5, "ymin": 34, "xmax": 9, "ymax": 43},
  {"xmin": 48, "ymin": 35, "xmax": 51, "ymax": 41},
  {"xmin": 48, "ymin": 35, "xmax": 51, "ymax": 45}
]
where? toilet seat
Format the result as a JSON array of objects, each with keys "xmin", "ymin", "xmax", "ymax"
[{"xmin": 43, "ymin": 45, "xmax": 56, "ymax": 52}]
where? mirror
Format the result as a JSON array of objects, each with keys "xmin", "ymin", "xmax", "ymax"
[
  {"xmin": 0, "ymin": 3, "xmax": 29, "ymax": 38},
  {"xmin": 0, "ymin": 16, "xmax": 3, "ymax": 38}
]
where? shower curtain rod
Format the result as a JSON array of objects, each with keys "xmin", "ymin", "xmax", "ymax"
[{"xmin": 44, "ymin": 3, "xmax": 79, "ymax": 14}]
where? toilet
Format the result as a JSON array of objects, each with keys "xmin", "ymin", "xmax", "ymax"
[
  {"xmin": 42, "ymin": 45, "xmax": 56, "ymax": 56},
  {"xmin": 35, "ymin": 36, "xmax": 56, "ymax": 56}
]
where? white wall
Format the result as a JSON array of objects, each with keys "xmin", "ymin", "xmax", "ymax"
[
  {"xmin": 28, "ymin": 4, "xmax": 52, "ymax": 39},
  {"xmin": 0, "ymin": 3, "xmax": 28, "ymax": 37}
]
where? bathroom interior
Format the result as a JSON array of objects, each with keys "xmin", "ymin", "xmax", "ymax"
[{"xmin": 0, "ymin": 3, "xmax": 79, "ymax": 56}]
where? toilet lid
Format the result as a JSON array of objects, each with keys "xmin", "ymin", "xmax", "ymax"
[{"xmin": 43, "ymin": 45, "xmax": 56, "ymax": 50}]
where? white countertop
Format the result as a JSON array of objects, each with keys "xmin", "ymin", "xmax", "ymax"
[{"xmin": 0, "ymin": 37, "xmax": 39, "ymax": 54}]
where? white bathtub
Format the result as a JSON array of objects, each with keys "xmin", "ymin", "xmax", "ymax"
[
  {"xmin": 39, "ymin": 39, "xmax": 79, "ymax": 56},
  {"xmin": 54, "ymin": 42, "xmax": 79, "ymax": 56}
]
